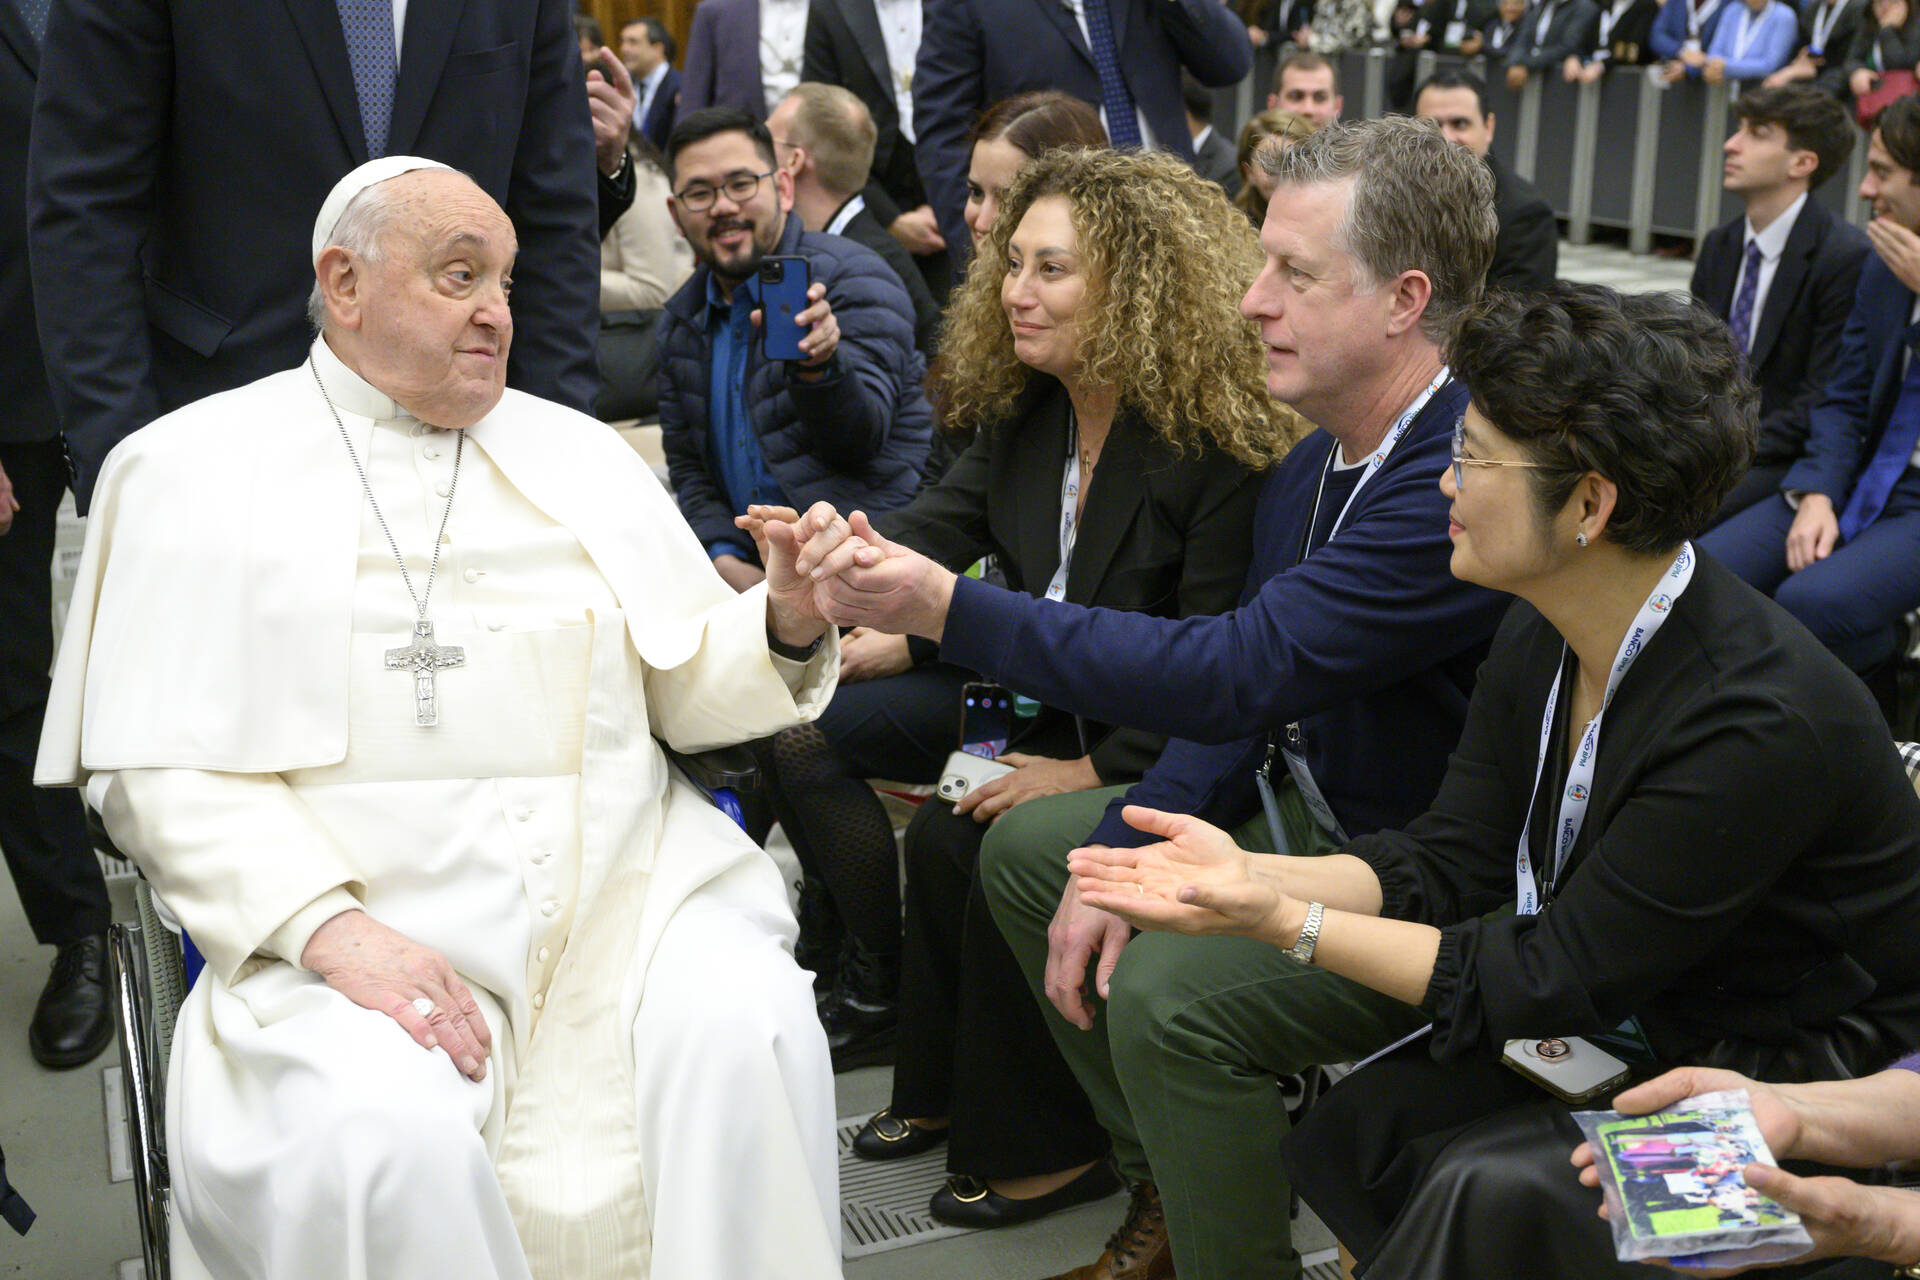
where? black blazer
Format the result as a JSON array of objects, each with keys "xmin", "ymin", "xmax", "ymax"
[
  {"xmin": 1352, "ymin": 555, "xmax": 1920, "ymax": 1073},
  {"xmin": 1488, "ymin": 153, "xmax": 1558, "ymax": 293},
  {"xmin": 1507, "ymin": 0, "xmax": 1601, "ymax": 68},
  {"xmin": 876, "ymin": 379, "xmax": 1265, "ymax": 783},
  {"xmin": 0, "ymin": 2, "xmax": 51, "ymax": 444},
  {"xmin": 1192, "ymin": 126, "xmax": 1242, "ymax": 194},
  {"xmin": 804, "ymin": 0, "xmax": 926, "ymax": 228},
  {"xmin": 1692, "ymin": 200, "xmax": 1869, "ymax": 466},
  {"xmin": 27, "ymin": 0, "xmax": 600, "ymax": 512},
  {"xmin": 1579, "ymin": 0, "xmax": 1661, "ymax": 63}
]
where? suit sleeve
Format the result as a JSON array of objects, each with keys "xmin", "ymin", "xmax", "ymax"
[
  {"xmin": 1160, "ymin": 0, "xmax": 1257, "ymax": 85},
  {"xmin": 783, "ymin": 249, "xmax": 921, "ymax": 468},
  {"xmin": 915, "ymin": 0, "xmax": 987, "ymax": 259},
  {"xmin": 1489, "ymin": 192, "xmax": 1559, "ymax": 292},
  {"xmin": 1757, "ymin": 230, "xmax": 1867, "ymax": 463},
  {"xmin": 1783, "ymin": 258, "xmax": 1890, "ymax": 504},
  {"xmin": 500, "ymin": 0, "xmax": 602, "ymax": 415},
  {"xmin": 682, "ymin": 5, "xmax": 720, "ymax": 112},
  {"xmin": 874, "ymin": 428, "xmax": 998, "ymax": 566},
  {"xmin": 1648, "ymin": 0, "xmax": 1686, "ymax": 59},
  {"xmin": 25, "ymin": 0, "xmax": 172, "ymax": 512}
]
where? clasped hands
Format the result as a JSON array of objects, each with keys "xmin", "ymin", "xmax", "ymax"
[{"xmin": 738, "ymin": 500, "xmax": 958, "ymax": 640}]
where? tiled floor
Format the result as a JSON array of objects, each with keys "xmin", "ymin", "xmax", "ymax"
[{"xmin": 1, "ymin": 227, "xmax": 1701, "ymax": 1280}]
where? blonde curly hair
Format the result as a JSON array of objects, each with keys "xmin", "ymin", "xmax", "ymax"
[{"xmin": 934, "ymin": 147, "xmax": 1306, "ymax": 469}]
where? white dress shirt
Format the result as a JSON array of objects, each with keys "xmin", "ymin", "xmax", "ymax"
[
  {"xmin": 761, "ymin": 0, "xmax": 809, "ymax": 113},
  {"xmin": 874, "ymin": 0, "xmax": 922, "ymax": 142},
  {"xmin": 633, "ymin": 61, "xmax": 670, "ymax": 131},
  {"xmin": 1733, "ymin": 190, "xmax": 1807, "ymax": 355}
]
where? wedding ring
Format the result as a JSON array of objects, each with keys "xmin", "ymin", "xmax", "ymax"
[{"xmin": 411, "ymin": 996, "xmax": 435, "ymax": 1018}]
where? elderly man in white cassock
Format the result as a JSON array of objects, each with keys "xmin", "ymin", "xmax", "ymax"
[{"xmin": 34, "ymin": 156, "xmax": 848, "ymax": 1280}]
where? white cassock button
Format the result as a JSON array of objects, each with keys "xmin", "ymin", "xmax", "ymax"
[
  {"xmin": 516, "ymin": 807, "xmax": 533, "ymax": 821},
  {"xmin": 541, "ymin": 900, "xmax": 560, "ymax": 917},
  {"xmin": 531, "ymin": 850, "xmax": 550, "ymax": 866},
  {"xmin": 463, "ymin": 568, "xmax": 482, "ymax": 583},
  {"xmin": 532, "ymin": 992, "xmax": 545, "ymax": 1009},
  {"xmin": 424, "ymin": 446, "xmax": 441, "ymax": 460},
  {"xmin": 436, "ymin": 483, "xmax": 451, "ymax": 498},
  {"xmin": 487, "ymin": 622, "xmax": 507, "ymax": 632},
  {"xmin": 537, "ymin": 947, "xmax": 551, "ymax": 963},
  {"xmin": 410, "ymin": 424, "xmax": 430, "ymax": 438}
]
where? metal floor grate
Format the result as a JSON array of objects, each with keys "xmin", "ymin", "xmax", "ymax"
[{"xmin": 837, "ymin": 1115, "xmax": 980, "ymax": 1259}]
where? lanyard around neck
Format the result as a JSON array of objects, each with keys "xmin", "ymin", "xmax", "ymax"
[
  {"xmin": 1046, "ymin": 408, "xmax": 1086, "ymax": 602},
  {"xmin": 1299, "ymin": 366, "xmax": 1450, "ymax": 563},
  {"xmin": 1514, "ymin": 543, "xmax": 1697, "ymax": 915}
]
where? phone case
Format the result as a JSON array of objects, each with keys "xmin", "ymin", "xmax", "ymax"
[
  {"xmin": 759, "ymin": 256, "xmax": 811, "ymax": 361},
  {"xmin": 936, "ymin": 750, "xmax": 1016, "ymax": 803},
  {"xmin": 1501, "ymin": 1035, "xmax": 1633, "ymax": 1104}
]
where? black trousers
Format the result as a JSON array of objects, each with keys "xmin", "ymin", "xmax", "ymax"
[
  {"xmin": 0, "ymin": 440, "xmax": 108, "ymax": 945},
  {"xmin": 889, "ymin": 756, "xmax": 1109, "ymax": 1181}
]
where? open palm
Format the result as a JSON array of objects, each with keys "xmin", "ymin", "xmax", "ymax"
[{"xmin": 1067, "ymin": 806, "xmax": 1290, "ymax": 939}]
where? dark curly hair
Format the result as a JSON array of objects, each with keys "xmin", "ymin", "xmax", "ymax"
[{"xmin": 1448, "ymin": 283, "xmax": 1756, "ymax": 555}]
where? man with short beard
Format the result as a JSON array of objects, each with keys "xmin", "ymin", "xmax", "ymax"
[{"xmin": 657, "ymin": 107, "xmax": 934, "ymax": 594}]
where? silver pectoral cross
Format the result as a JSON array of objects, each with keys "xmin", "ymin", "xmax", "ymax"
[{"xmin": 385, "ymin": 618, "xmax": 466, "ymax": 726}]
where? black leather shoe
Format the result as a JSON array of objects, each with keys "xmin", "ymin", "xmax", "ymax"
[
  {"xmin": 928, "ymin": 1160, "xmax": 1124, "ymax": 1229},
  {"xmin": 29, "ymin": 934, "xmax": 113, "ymax": 1070},
  {"xmin": 820, "ymin": 938, "xmax": 898, "ymax": 1071},
  {"xmin": 851, "ymin": 1108, "xmax": 949, "ymax": 1161}
]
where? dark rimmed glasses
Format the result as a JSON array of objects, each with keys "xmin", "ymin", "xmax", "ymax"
[{"xmin": 673, "ymin": 170, "xmax": 776, "ymax": 212}]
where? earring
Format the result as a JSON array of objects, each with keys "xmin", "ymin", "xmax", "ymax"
[{"xmin": 1575, "ymin": 531, "xmax": 1588, "ymax": 547}]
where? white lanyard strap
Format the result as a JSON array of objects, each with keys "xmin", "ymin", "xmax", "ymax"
[
  {"xmin": 1809, "ymin": 0, "xmax": 1842, "ymax": 50},
  {"xmin": 1304, "ymin": 366, "xmax": 1450, "ymax": 556},
  {"xmin": 1514, "ymin": 543, "xmax": 1696, "ymax": 915},
  {"xmin": 1045, "ymin": 412, "xmax": 1084, "ymax": 602},
  {"xmin": 1733, "ymin": 6, "xmax": 1765, "ymax": 58},
  {"xmin": 1688, "ymin": 0, "xmax": 1721, "ymax": 38}
]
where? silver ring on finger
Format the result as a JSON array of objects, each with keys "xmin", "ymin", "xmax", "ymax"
[{"xmin": 412, "ymin": 996, "xmax": 435, "ymax": 1018}]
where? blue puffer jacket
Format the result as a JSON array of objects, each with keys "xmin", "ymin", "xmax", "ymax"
[{"xmin": 657, "ymin": 213, "xmax": 934, "ymax": 556}]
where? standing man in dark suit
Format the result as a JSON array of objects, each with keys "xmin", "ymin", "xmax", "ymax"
[
  {"xmin": 913, "ymin": 0, "xmax": 1253, "ymax": 258},
  {"xmin": 1, "ymin": 0, "xmax": 112, "ymax": 1071},
  {"xmin": 1695, "ymin": 86, "xmax": 1867, "ymax": 519},
  {"xmin": 621, "ymin": 17, "xmax": 682, "ymax": 151},
  {"xmin": 803, "ymin": 0, "xmax": 952, "ymax": 297},
  {"xmin": 1701, "ymin": 96, "xmax": 1920, "ymax": 679},
  {"xmin": 770, "ymin": 83, "xmax": 943, "ymax": 355},
  {"xmin": 1504, "ymin": 0, "xmax": 1602, "ymax": 86},
  {"xmin": 27, "ymin": 0, "xmax": 600, "ymax": 514},
  {"xmin": 684, "ymin": 0, "xmax": 808, "ymax": 120},
  {"xmin": 1416, "ymin": 70, "xmax": 1558, "ymax": 290}
]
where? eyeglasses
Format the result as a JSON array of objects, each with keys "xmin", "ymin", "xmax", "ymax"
[
  {"xmin": 1451, "ymin": 414, "xmax": 1546, "ymax": 489},
  {"xmin": 674, "ymin": 170, "xmax": 775, "ymax": 212}
]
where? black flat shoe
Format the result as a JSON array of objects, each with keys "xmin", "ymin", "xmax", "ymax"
[
  {"xmin": 927, "ymin": 1160, "xmax": 1124, "ymax": 1229},
  {"xmin": 851, "ymin": 1108, "xmax": 949, "ymax": 1161},
  {"xmin": 29, "ymin": 934, "xmax": 113, "ymax": 1070}
]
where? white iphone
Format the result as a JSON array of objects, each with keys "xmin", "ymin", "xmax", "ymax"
[{"xmin": 936, "ymin": 750, "xmax": 1015, "ymax": 803}]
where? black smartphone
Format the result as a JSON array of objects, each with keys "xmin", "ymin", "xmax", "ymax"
[
  {"xmin": 758, "ymin": 256, "xmax": 812, "ymax": 361},
  {"xmin": 959, "ymin": 683, "xmax": 1013, "ymax": 759}
]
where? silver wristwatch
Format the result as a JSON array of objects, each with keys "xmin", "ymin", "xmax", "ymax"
[{"xmin": 1284, "ymin": 900, "xmax": 1325, "ymax": 965}]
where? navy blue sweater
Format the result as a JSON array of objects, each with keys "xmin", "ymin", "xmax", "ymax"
[
  {"xmin": 658, "ymin": 213, "xmax": 934, "ymax": 556},
  {"xmin": 939, "ymin": 377, "xmax": 1511, "ymax": 847}
]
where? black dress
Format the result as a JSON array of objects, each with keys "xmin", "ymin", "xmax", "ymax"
[{"xmin": 1281, "ymin": 554, "xmax": 1920, "ymax": 1277}]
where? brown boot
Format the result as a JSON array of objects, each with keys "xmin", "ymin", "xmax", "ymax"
[{"xmin": 1040, "ymin": 1180, "xmax": 1174, "ymax": 1280}]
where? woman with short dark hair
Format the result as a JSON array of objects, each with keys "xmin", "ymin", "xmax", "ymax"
[{"xmin": 1067, "ymin": 283, "xmax": 1920, "ymax": 1278}]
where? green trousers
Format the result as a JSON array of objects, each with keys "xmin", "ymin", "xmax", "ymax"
[{"xmin": 978, "ymin": 785, "xmax": 1430, "ymax": 1280}]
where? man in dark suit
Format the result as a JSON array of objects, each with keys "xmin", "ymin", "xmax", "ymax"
[
  {"xmin": 621, "ymin": 17, "xmax": 682, "ymax": 151},
  {"xmin": 1701, "ymin": 96, "xmax": 1920, "ymax": 679},
  {"xmin": 913, "ymin": 0, "xmax": 1253, "ymax": 257},
  {"xmin": 1695, "ymin": 85, "xmax": 1867, "ymax": 519},
  {"xmin": 27, "ymin": 0, "xmax": 600, "ymax": 514},
  {"xmin": 684, "ymin": 0, "xmax": 803, "ymax": 121},
  {"xmin": 1, "ymin": 0, "xmax": 113, "ymax": 1071},
  {"xmin": 1416, "ymin": 70, "xmax": 1558, "ymax": 290},
  {"xmin": 771, "ymin": 83, "xmax": 942, "ymax": 354},
  {"xmin": 1183, "ymin": 72, "xmax": 1240, "ymax": 193},
  {"xmin": 1504, "ymin": 0, "xmax": 1601, "ymax": 86},
  {"xmin": 802, "ymin": 0, "xmax": 952, "ymax": 297}
]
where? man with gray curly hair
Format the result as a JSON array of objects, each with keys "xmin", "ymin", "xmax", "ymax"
[{"xmin": 777, "ymin": 115, "xmax": 1514, "ymax": 1280}]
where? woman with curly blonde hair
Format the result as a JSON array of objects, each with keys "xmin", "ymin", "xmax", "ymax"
[{"xmin": 815, "ymin": 145, "xmax": 1309, "ymax": 1229}]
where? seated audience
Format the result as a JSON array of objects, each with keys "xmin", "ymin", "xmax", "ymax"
[
  {"xmin": 1575, "ymin": 1062, "xmax": 1920, "ymax": 1275},
  {"xmin": 1269, "ymin": 51, "xmax": 1346, "ymax": 128},
  {"xmin": 1416, "ymin": 70, "xmax": 1559, "ymax": 292},
  {"xmin": 1563, "ymin": 0, "xmax": 1664, "ymax": 80},
  {"xmin": 1508, "ymin": 0, "xmax": 1601, "ymax": 88},
  {"xmin": 1184, "ymin": 73, "xmax": 1242, "ymax": 193},
  {"xmin": 768, "ymin": 83, "xmax": 942, "ymax": 356},
  {"xmin": 656, "ymin": 108, "xmax": 932, "ymax": 593},
  {"xmin": 779, "ymin": 146, "xmax": 1293, "ymax": 1232},
  {"xmin": 1651, "ymin": 0, "xmax": 1733, "ymax": 72},
  {"xmin": 1303, "ymin": 0, "xmax": 1377, "ymax": 57},
  {"xmin": 600, "ymin": 140, "xmax": 695, "ymax": 312},
  {"xmin": 37, "ymin": 157, "xmax": 846, "ymax": 1280},
  {"xmin": 1847, "ymin": 0, "xmax": 1920, "ymax": 108},
  {"xmin": 1763, "ymin": 0, "xmax": 1865, "ymax": 95},
  {"xmin": 747, "ymin": 89, "xmax": 1105, "ymax": 1070},
  {"xmin": 1698, "ymin": 0, "xmax": 1802, "ymax": 84},
  {"xmin": 1480, "ymin": 0, "xmax": 1532, "ymax": 55},
  {"xmin": 1694, "ymin": 86, "xmax": 1866, "ymax": 520},
  {"xmin": 1250, "ymin": 0, "xmax": 1319, "ymax": 49},
  {"xmin": 1391, "ymin": 0, "xmax": 1495, "ymax": 105},
  {"xmin": 775, "ymin": 115, "xmax": 1514, "ymax": 1280},
  {"xmin": 1700, "ymin": 95, "xmax": 1920, "ymax": 681},
  {"xmin": 1064, "ymin": 282, "xmax": 1920, "ymax": 1280},
  {"xmin": 1234, "ymin": 109, "xmax": 1318, "ymax": 224}
]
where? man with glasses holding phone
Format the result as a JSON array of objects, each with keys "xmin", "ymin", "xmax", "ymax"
[{"xmin": 658, "ymin": 106, "xmax": 933, "ymax": 593}]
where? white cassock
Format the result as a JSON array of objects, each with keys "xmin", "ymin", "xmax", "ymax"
[{"xmin": 37, "ymin": 339, "xmax": 845, "ymax": 1280}]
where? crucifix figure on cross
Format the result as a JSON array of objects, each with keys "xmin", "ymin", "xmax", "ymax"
[{"xmin": 385, "ymin": 618, "xmax": 466, "ymax": 726}]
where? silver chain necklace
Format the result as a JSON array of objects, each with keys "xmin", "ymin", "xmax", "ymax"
[{"xmin": 310, "ymin": 358, "xmax": 467, "ymax": 726}]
